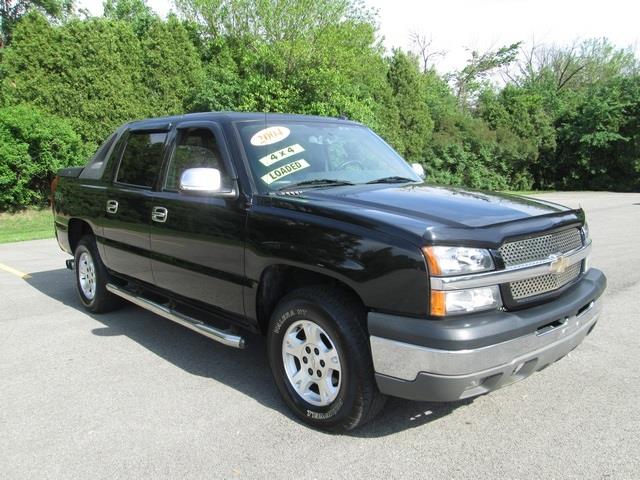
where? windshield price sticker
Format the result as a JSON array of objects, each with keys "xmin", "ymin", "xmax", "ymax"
[
  {"xmin": 261, "ymin": 159, "xmax": 310, "ymax": 185},
  {"xmin": 250, "ymin": 126, "xmax": 291, "ymax": 146},
  {"xmin": 259, "ymin": 144, "xmax": 305, "ymax": 166}
]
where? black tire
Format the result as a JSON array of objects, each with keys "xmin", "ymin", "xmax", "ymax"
[
  {"xmin": 267, "ymin": 287, "xmax": 386, "ymax": 432},
  {"xmin": 73, "ymin": 235, "xmax": 122, "ymax": 313}
]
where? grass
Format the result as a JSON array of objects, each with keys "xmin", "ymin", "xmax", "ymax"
[{"xmin": 0, "ymin": 208, "xmax": 55, "ymax": 244}]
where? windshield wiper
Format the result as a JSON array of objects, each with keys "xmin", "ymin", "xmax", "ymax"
[
  {"xmin": 278, "ymin": 179, "xmax": 355, "ymax": 191},
  {"xmin": 365, "ymin": 176, "xmax": 418, "ymax": 184}
]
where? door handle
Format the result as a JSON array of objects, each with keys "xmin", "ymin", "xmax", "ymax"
[
  {"xmin": 106, "ymin": 200, "xmax": 118, "ymax": 214},
  {"xmin": 151, "ymin": 206, "xmax": 168, "ymax": 223}
]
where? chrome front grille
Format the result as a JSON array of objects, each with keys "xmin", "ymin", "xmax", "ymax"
[
  {"xmin": 509, "ymin": 262, "xmax": 582, "ymax": 299},
  {"xmin": 499, "ymin": 228, "xmax": 582, "ymax": 267},
  {"xmin": 500, "ymin": 228, "xmax": 583, "ymax": 300}
]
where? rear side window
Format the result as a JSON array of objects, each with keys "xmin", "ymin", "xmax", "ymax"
[
  {"xmin": 79, "ymin": 132, "xmax": 117, "ymax": 180},
  {"xmin": 116, "ymin": 131, "xmax": 167, "ymax": 188}
]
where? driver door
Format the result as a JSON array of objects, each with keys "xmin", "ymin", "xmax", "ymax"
[{"xmin": 148, "ymin": 122, "xmax": 246, "ymax": 317}]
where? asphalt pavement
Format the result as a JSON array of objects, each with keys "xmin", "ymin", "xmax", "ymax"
[{"xmin": 1, "ymin": 192, "xmax": 639, "ymax": 479}]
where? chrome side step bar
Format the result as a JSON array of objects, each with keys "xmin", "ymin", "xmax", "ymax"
[{"xmin": 106, "ymin": 283, "xmax": 246, "ymax": 349}]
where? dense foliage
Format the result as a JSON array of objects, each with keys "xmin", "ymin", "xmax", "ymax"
[
  {"xmin": 0, "ymin": 11, "xmax": 202, "ymax": 144},
  {"xmin": 0, "ymin": 105, "xmax": 89, "ymax": 209},
  {"xmin": 0, "ymin": 0, "xmax": 72, "ymax": 47},
  {"xmin": 0, "ymin": 0, "xmax": 638, "ymax": 209}
]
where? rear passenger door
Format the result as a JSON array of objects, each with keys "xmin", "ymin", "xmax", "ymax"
[
  {"xmin": 148, "ymin": 122, "xmax": 246, "ymax": 317},
  {"xmin": 101, "ymin": 129, "xmax": 168, "ymax": 284}
]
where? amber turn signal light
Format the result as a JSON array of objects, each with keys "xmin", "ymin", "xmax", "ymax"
[
  {"xmin": 430, "ymin": 290, "xmax": 446, "ymax": 316},
  {"xmin": 423, "ymin": 246, "xmax": 442, "ymax": 276}
]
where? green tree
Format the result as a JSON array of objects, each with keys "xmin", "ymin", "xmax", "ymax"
[
  {"xmin": 103, "ymin": 0, "xmax": 156, "ymax": 37},
  {"xmin": 141, "ymin": 15, "xmax": 204, "ymax": 116},
  {"xmin": 0, "ymin": 104, "xmax": 89, "ymax": 210},
  {"xmin": 0, "ymin": 0, "xmax": 71, "ymax": 47},
  {"xmin": 386, "ymin": 49, "xmax": 433, "ymax": 161},
  {"xmin": 494, "ymin": 38, "xmax": 640, "ymax": 190},
  {"xmin": 507, "ymin": 38, "xmax": 638, "ymax": 93},
  {"xmin": 179, "ymin": 0, "xmax": 393, "ymax": 134},
  {"xmin": 478, "ymin": 85, "xmax": 555, "ymax": 188},
  {"xmin": 450, "ymin": 43, "xmax": 520, "ymax": 108},
  {"xmin": 425, "ymin": 110, "xmax": 518, "ymax": 191},
  {"xmin": 1, "ymin": 11, "xmax": 204, "ymax": 143},
  {"xmin": 554, "ymin": 76, "xmax": 640, "ymax": 191},
  {"xmin": 1, "ymin": 12, "xmax": 146, "ymax": 143}
]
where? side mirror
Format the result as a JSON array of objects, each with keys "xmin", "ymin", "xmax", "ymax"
[
  {"xmin": 179, "ymin": 168, "xmax": 236, "ymax": 197},
  {"xmin": 411, "ymin": 163, "xmax": 426, "ymax": 179}
]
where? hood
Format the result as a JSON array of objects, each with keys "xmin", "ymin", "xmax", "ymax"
[
  {"xmin": 309, "ymin": 184, "xmax": 569, "ymax": 227},
  {"xmin": 270, "ymin": 183, "xmax": 583, "ymax": 248}
]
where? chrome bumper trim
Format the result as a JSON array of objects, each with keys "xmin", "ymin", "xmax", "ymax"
[
  {"xmin": 430, "ymin": 241, "xmax": 591, "ymax": 291},
  {"xmin": 370, "ymin": 299, "xmax": 601, "ymax": 381}
]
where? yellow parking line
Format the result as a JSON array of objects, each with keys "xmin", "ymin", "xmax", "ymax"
[{"xmin": 0, "ymin": 262, "xmax": 31, "ymax": 279}]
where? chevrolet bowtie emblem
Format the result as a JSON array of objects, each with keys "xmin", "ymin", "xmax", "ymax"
[{"xmin": 549, "ymin": 254, "xmax": 570, "ymax": 274}]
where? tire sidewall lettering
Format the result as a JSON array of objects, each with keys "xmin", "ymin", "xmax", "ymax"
[
  {"xmin": 306, "ymin": 398, "xmax": 343, "ymax": 419},
  {"xmin": 273, "ymin": 308, "xmax": 308, "ymax": 334}
]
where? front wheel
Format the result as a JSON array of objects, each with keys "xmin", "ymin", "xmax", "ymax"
[{"xmin": 267, "ymin": 287, "xmax": 385, "ymax": 431}]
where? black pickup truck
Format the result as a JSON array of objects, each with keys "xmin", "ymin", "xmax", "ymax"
[{"xmin": 52, "ymin": 112, "xmax": 606, "ymax": 431}]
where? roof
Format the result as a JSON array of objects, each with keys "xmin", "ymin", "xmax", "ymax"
[{"xmin": 124, "ymin": 111, "xmax": 361, "ymax": 130}]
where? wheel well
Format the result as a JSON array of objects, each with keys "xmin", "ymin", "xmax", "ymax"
[
  {"xmin": 255, "ymin": 265, "xmax": 366, "ymax": 335},
  {"xmin": 68, "ymin": 219, "xmax": 93, "ymax": 253}
]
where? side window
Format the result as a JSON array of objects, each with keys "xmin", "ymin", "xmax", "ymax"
[
  {"xmin": 116, "ymin": 131, "xmax": 167, "ymax": 188},
  {"xmin": 164, "ymin": 128, "xmax": 225, "ymax": 191},
  {"xmin": 79, "ymin": 132, "xmax": 117, "ymax": 180}
]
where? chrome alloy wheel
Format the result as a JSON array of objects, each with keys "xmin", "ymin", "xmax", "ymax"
[
  {"xmin": 78, "ymin": 251, "xmax": 96, "ymax": 300},
  {"xmin": 282, "ymin": 320, "xmax": 342, "ymax": 407}
]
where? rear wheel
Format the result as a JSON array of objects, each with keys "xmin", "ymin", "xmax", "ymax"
[
  {"xmin": 74, "ymin": 236, "xmax": 122, "ymax": 313},
  {"xmin": 267, "ymin": 287, "xmax": 385, "ymax": 431}
]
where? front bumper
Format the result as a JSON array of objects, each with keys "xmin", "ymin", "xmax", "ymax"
[{"xmin": 369, "ymin": 268, "xmax": 606, "ymax": 402}]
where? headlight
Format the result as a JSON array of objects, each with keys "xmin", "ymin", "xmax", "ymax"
[
  {"xmin": 424, "ymin": 246, "xmax": 500, "ymax": 316},
  {"xmin": 430, "ymin": 286, "xmax": 502, "ymax": 316},
  {"xmin": 423, "ymin": 246, "xmax": 494, "ymax": 276}
]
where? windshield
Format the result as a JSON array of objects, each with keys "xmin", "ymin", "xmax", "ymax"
[{"xmin": 235, "ymin": 120, "xmax": 421, "ymax": 191}]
